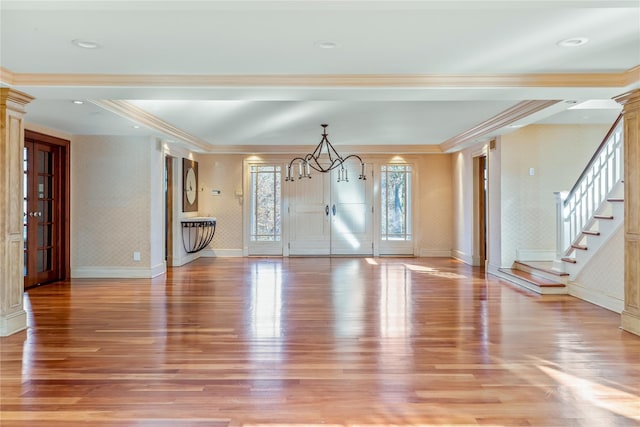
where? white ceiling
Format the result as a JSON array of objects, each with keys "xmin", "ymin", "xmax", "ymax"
[{"xmin": 1, "ymin": 0, "xmax": 638, "ymax": 152}]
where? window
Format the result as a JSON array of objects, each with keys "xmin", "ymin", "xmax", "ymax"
[
  {"xmin": 250, "ymin": 165, "xmax": 281, "ymax": 242},
  {"xmin": 381, "ymin": 164, "xmax": 412, "ymax": 241}
]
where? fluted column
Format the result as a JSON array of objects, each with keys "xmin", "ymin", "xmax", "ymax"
[
  {"xmin": 615, "ymin": 88, "xmax": 640, "ymax": 336},
  {"xmin": 0, "ymin": 88, "xmax": 34, "ymax": 336}
]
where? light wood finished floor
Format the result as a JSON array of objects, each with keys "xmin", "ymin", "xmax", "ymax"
[{"xmin": 1, "ymin": 257, "xmax": 639, "ymax": 426}]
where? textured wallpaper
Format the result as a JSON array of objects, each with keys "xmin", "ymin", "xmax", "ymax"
[
  {"xmin": 197, "ymin": 155, "xmax": 244, "ymax": 250},
  {"xmin": 72, "ymin": 135, "xmax": 156, "ymax": 270},
  {"xmin": 499, "ymin": 124, "xmax": 610, "ymax": 267}
]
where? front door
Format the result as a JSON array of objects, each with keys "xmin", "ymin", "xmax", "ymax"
[
  {"xmin": 23, "ymin": 131, "xmax": 69, "ymax": 288},
  {"xmin": 288, "ymin": 161, "xmax": 372, "ymax": 256}
]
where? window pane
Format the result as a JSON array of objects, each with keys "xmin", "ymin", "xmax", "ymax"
[
  {"xmin": 381, "ymin": 164, "xmax": 412, "ymax": 241},
  {"xmin": 250, "ymin": 165, "xmax": 281, "ymax": 242}
]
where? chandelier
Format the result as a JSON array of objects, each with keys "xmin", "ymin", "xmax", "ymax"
[{"xmin": 285, "ymin": 124, "xmax": 366, "ymax": 182}]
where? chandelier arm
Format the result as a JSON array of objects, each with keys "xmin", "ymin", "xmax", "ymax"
[{"xmin": 286, "ymin": 124, "xmax": 366, "ymax": 180}]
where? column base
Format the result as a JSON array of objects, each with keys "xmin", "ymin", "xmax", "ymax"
[
  {"xmin": 621, "ymin": 310, "xmax": 640, "ymax": 336},
  {"xmin": 0, "ymin": 309, "xmax": 27, "ymax": 337}
]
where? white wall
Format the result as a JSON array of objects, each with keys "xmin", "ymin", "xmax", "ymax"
[
  {"xmin": 499, "ymin": 124, "xmax": 609, "ymax": 266},
  {"xmin": 570, "ymin": 226, "xmax": 624, "ymax": 313},
  {"xmin": 71, "ymin": 135, "xmax": 165, "ymax": 278}
]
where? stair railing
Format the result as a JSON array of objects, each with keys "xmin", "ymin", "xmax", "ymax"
[{"xmin": 556, "ymin": 115, "xmax": 623, "ymax": 258}]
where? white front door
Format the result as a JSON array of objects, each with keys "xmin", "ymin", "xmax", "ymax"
[
  {"xmin": 329, "ymin": 162, "xmax": 373, "ymax": 255},
  {"xmin": 288, "ymin": 162, "xmax": 372, "ymax": 256}
]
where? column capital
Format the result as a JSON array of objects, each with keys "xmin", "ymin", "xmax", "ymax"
[
  {"xmin": 614, "ymin": 88, "xmax": 640, "ymax": 112},
  {"xmin": 0, "ymin": 88, "xmax": 34, "ymax": 112}
]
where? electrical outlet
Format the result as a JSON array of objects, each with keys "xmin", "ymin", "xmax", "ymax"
[{"xmin": 133, "ymin": 251, "xmax": 141, "ymax": 261}]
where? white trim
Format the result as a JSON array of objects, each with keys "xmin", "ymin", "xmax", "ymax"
[
  {"xmin": 71, "ymin": 266, "xmax": 164, "ymax": 278},
  {"xmin": 569, "ymin": 282, "xmax": 624, "ymax": 314},
  {"xmin": 201, "ymin": 249, "xmax": 244, "ymax": 257},
  {"xmin": 452, "ymin": 249, "xmax": 473, "ymax": 265},
  {"xmin": 418, "ymin": 249, "xmax": 452, "ymax": 258},
  {"xmin": 516, "ymin": 248, "xmax": 555, "ymax": 261},
  {"xmin": 151, "ymin": 262, "xmax": 166, "ymax": 278}
]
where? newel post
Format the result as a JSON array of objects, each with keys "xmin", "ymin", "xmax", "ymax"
[
  {"xmin": 614, "ymin": 88, "xmax": 640, "ymax": 336},
  {"xmin": 553, "ymin": 191, "xmax": 567, "ymax": 272}
]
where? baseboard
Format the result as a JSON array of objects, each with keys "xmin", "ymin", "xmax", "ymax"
[
  {"xmin": 516, "ymin": 248, "xmax": 555, "ymax": 261},
  {"xmin": 151, "ymin": 262, "xmax": 166, "ymax": 278},
  {"xmin": 0, "ymin": 309, "xmax": 27, "ymax": 337},
  {"xmin": 451, "ymin": 249, "xmax": 472, "ymax": 265},
  {"xmin": 172, "ymin": 251, "xmax": 201, "ymax": 267},
  {"xmin": 418, "ymin": 249, "xmax": 452, "ymax": 258},
  {"xmin": 568, "ymin": 282, "xmax": 624, "ymax": 314},
  {"xmin": 201, "ymin": 248, "xmax": 244, "ymax": 257},
  {"xmin": 72, "ymin": 266, "xmax": 163, "ymax": 279},
  {"xmin": 621, "ymin": 310, "xmax": 640, "ymax": 336},
  {"xmin": 486, "ymin": 263, "xmax": 503, "ymax": 277}
]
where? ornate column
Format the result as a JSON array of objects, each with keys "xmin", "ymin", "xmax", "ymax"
[
  {"xmin": 0, "ymin": 88, "xmax": 34, "ymax": 336},
  {"xmin": 615, "ymin": 88, "xmax": 640, "ymax": 336}
]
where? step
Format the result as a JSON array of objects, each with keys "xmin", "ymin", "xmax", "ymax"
[
  {"xmin": 571, "ymin": 244, "xmax": 588, "ymax": 251},
  {"xmin": 607, "ymin": 198, "xmax": 624, "ymax": 203},
  {"xmin": 497, "ymin": 268, "xmax": 567, "ymax": 295},
  {"xmin": 513, "ymin": 260, "xmax": 568, "ymax": 280},
  {"xmin": 594, "ymin": 214, "xmax": 614, "ymax": 220},
  {"xmin": 561, "ymin": 257, "xmax": 577, "ymax": 264},
  {"xmin": 582, "ymin": 230, "xmax": 600, "ymax": 236}
]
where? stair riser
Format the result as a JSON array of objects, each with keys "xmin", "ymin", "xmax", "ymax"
[
  {"xmin": 513, "ymin": 263, "xmax": 568, "ymax": 284},
  {"xmin": 496, "ymin": 271, "xmax": 568, "ymax": 295}
]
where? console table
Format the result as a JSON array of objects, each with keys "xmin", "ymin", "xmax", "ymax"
[{"xmin": 181, "ymin": 217, "xmax": 216, "ymax": 254}]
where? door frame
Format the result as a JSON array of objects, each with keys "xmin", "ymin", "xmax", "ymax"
[
  {"xmin": 472, "ymin": 148, "xmax": 488, "ymax": 267},
  {"xmin": 243, "ymin": 158, "xmax": 288, "ymax": 256},
  {"xmin": 23, "ymin": 130, "xmax": 70, "ymax": 287}
]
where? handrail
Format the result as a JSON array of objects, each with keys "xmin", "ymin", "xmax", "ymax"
[
  {"xmin": 564, "ymin": 114, "xmax": 622, "ymax": 207},
  {"xmin": 559, "ymin": 116, "xmax": 624, "ymax": 255}
]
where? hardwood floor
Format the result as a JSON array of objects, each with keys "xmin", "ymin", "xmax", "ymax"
[{"xmin": 1, "ymin": 257, "xmax": 639, "ymax": 426}]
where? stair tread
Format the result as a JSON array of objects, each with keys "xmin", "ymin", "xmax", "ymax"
[
  {"xmin": 594, "ymin": 214, "xmax": 614, "ymax": 220},
  {"xmin": 513, "ymin": 261, "xmax": 569, "ymax": 277},
  {"xmin": 607, "ymin": 198, "xmax": 624, "ymax": 202},
  {"xmin": 499, "ymin": 268, "xmax": 565, "ymax": 287},
  {"xmin": 561, "ymin": 257, "xmax": 577, "ymax": 264},
  {"xmin": 571, "ymin": 244, "xmax": 588, "ymax": 250},
  {"xmin": 582, "ymin": 230, "xmax": 600, "ymax": 236}
]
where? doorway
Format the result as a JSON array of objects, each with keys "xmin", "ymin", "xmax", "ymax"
[
  {"xmin": 23, "ymin": 130, "xmax": 70, "ymax": 288},
  {"xmin": 473, "ymin": 154, "xmax": 487, "ymax": 267},
  {"xmin": 288, "ymin": 162, "xmax": 373, "ymax": 256}
]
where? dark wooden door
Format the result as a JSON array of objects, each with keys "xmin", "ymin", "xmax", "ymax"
[{"xmin": 23, "ymin": 131, "xmax": 69, "ymax": 289}]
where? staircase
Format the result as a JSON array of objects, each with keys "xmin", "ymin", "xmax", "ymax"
[
  {"xmin": 559, "ymin": 186, "xmax": 624, "ymax": 279},
  {"xmin": 498, "ymin": 115, "xmax": 624, "ymax": 295}
]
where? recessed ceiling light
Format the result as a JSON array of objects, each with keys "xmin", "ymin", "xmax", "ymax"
[
  {"xmin": 315, "ymin": 41, "xmax": 340, "ymax": 49},
  {"xmin": 557, "ymin": 37, "xmax": 589, "ymax": 48},
  {"xmin": 72, "ymin": 100, "xmax": 84, "ymax": 105},
  {"xmin": 71, "ymin": 39, "xmax": 101, "ymax": 49}
]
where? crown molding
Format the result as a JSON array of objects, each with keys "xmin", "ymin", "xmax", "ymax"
[
  {"xmin": 625, "ymin": 65, "xmax": 640, "ymax": 87},
  {"xmin": 204, "ymin": 144, "xmax": 442, "ymax": 155},
  {"xmin": 91, "ymin": 100, "xmax": 212, "ymax": 152},
  {"xmin": 3, "ymin": 70, "xmax": 637, "ymax": 88},
  {"xmin": 439, "ymin": 100, "xmax": 561, "ymax": 153},
  {"xmin": 0, "ymin": 67, "xmax": 16, "ymax": 86}
]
